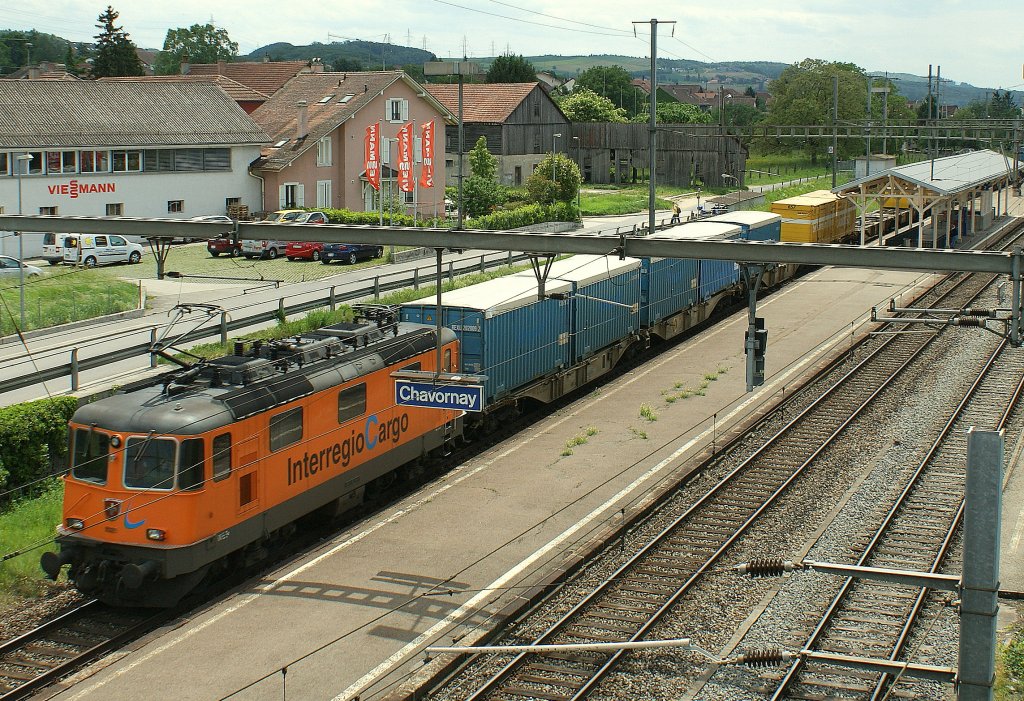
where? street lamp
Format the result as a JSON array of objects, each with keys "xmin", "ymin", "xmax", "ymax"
[
  {"xmin": 552, "ymin": 133, "xmax": 562, "ymax": 183},
  {"xmin": 16, "ymin": 153, "xmax": 33, "ymax": 329}
]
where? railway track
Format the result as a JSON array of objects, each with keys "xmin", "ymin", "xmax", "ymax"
[
  {"xmin": 769, "ymin": 336, "xmax": 1024, "ymax": 699},
  {"xmin": 0, "ymin": 600, "xmax": 170, "ymax": 701},
  {"xmin": 439, "ymin": 267, "xmax": 999, "ymax": 700}
]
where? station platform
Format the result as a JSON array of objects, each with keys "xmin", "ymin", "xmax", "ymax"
[{"xmin": 45, "ymin": 207, "xmax": 1024, "ymax": 701}]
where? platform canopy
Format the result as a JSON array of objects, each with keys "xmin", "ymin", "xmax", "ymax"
[{"xmin": 834, "ymin": 149, "xmax": 1022, "ymax": 247}]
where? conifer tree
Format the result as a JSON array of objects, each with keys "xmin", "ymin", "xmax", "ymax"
[{"xmin": 91, "ymin": 6, "xmax": 144, "ymax": 78}]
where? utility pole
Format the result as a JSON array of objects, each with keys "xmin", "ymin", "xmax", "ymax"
[
  {"xmin": 632, "ymin": 18, "xmax": 675, "ymax": 236},
  {"xmin": 831, "ymin": 75, "xmax": 839, "ymax": 188},
  {"xmin": 865, "ymin": 75, "xmax": 872, "ymax": 177}
]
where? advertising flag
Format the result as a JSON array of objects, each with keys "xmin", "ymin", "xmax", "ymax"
[
  {"xmin": 419, "ymin": 120, "xmax": 435, "ymax": 189},
  {"xmin": 365, "ymin": 122, "xmax": 380, "ymax": 191},
  {"xmin": 397, "ymin": 122, "xmax": 414, "ymax": 193}
]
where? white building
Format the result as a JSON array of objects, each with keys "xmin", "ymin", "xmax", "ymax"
[{"xmin": 0, "ymin": 80, "xmax": 268, "ymax": 257}]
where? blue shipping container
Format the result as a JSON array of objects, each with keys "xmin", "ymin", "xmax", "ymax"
[
  {"xmin": 400, "ymin": 276, "xmax": 572, "ymax": 404},
  {"xmin": 705, "ymin": 211, "xmax": 782, "ymax": 242},
  {"xmin": 515, "ymin": 255, "xmax": 641, "ymax": 362},
  {"xmin": 650, "ymin": 222, "xmax": 743, "ymax": 302}
]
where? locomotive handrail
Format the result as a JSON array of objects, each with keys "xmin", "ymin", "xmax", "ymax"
[{"xmin": 0, "ymin": 250, "xmax": 532, "ymax": 396}]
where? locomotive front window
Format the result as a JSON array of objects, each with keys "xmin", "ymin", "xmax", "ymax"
[
  {"xmin": 124, "ymin": 436, "xmax": 177, "ymax": 490},
  {"xmin": 212, "ymin": 433, "xmax": 232, "ymax": 481},
  {"xmin": 338, "ymin": 384, "xmax": 366, "ymax": 423},
  {"xmin": 71, "ymin": 428, "xmax": 109, "ymax": 484}
]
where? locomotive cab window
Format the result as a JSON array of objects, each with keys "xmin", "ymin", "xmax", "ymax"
[
  {"xmin": 71, "ymin": 428, "xmax": 109, "ymax": 484},
  {"xmin": 212, "ymin": 433, "xmax": 232, "ymax": 481},
  {"xmin": 124, "ymin": 436, "xmax": 176, "ymax": 490},
  {"xmin": 178, "ymin": 439, "xmax": 205, "ymax": 491},
  {"xmin": 338, "ymin": 384, "xmax": 366, "ymax": 423},
  {"xmin": 270, "ymin": 407, "xmax": 303, "ymax": 452}
]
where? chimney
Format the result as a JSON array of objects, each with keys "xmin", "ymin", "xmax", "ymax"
[
  {"xmin": 217, "ymin": 60, "xmax": 226, "ymax": 75},
  {"xmin": 28, "ymin": 66, "xmax": 40, "ymax": 80},
  {"xmin": 310, "ymin": 58, "xmax": 324, "ymax": 74},
  {"xmin": 180, "ymin": 52, "xmax": 190, "ymax": 75},
  {"xmin": 296, "ymin": 100, "xmax": 309, "ymax": 140}
]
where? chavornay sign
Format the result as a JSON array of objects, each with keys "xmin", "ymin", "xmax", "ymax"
[{"xmin": 394, "ymin": 380, "xmax": 485, "ymax": 412}]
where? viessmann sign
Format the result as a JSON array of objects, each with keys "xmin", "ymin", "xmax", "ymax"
[
  {"xmin": 394, "ymin": 380, "xmax": 485, "ymax": 412},
  {"xmin": 47, "ymin": 180, "xmax": 117, "ymax": 198}
]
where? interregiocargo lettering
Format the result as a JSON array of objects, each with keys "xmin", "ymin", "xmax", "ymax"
[{"xmin": 287, "ymin": 413, "xmax": 410, "ymax": 486}]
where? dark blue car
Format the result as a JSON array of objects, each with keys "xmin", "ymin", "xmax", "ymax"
[{"xmin": 321, "ymin": 243, "xmax": 383, "ymax": 265}]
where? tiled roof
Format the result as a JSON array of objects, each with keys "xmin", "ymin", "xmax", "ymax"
[
  {"xmin": 251, "ymin": 71, "xmax": 453, "ymax": 172},
  {"xmin": 186, "ymin": 60, "xmax": 309, "ymax": 96},
  {"xmin": 99, "ymin": 74, "xmax": 270, "ymax": 103},
  {"xmin": 0, "ymin": 80, "xmax": 269, "ymax": 148},
  {"xmin": 424, "ymin": 83, "xmax": 537, "ymax": 123}
]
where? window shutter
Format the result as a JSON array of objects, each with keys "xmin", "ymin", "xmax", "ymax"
[
  {"xmin": 296, "ymin": 184, "xmax": 305, "ymax": 207},
  {"xmin": 382, "ymin": 139, "xmax": 391, "ymax": 164},
  {"xmin": 401, "ymin": 99, "xmax": 409, "ymax": 121},
  {"xmin": 278, "ymin": 185, "xmax": 287, "ymax": 209}
]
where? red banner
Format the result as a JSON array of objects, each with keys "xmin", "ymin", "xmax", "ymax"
[
  {"xmin": 397, "ymin": 122, "xmax": 414, "ymax": 193},
  {"xmin": 419, "ymin": 120, "xmax": 434, "ymax": 189},
  {"xmin": 364, "ymin": 122, "xmax": 380, "ymax": 191}
]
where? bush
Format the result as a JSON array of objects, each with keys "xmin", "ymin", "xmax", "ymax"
[
  {"xmin": 468, "ymin": 202, "xmax": 578, "ymax": 230},
  {"xmin": 0, "ymin": 397, "xmax": 78, "ymax": 500}
]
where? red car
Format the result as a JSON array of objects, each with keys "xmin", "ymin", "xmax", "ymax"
[
  {"xmin": 207, "ymin": 237, "xmax": 241, "ymax": 257},
  {"xmin": 285, "ymin": 241, "xmax": 325, "ymax": 261}
]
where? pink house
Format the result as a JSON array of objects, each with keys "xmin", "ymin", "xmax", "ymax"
[{"xmin": 249, "ymin": 71, "xmax": 454, "ymax": 219}]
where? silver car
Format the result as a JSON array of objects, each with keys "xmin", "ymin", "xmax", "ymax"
[{"xmin": 0, "ymin": 255, "xmax": 42, "ymax": 279}]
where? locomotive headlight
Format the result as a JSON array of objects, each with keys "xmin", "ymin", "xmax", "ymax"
[
  {"xmin": 66, "ymin": 518, "xmax": 84, "ymax": 530},
  {"xmin": 110, "ymin": 436, "xmax": 122, "ymax": 448},
  {"xmin": 146, "ymin": 529, "xmax": 166, "ymax": 541}
]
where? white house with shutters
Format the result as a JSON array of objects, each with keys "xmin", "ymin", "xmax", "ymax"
[{"xmin": 248, "ymin": 71, "xmax": 454, "ymax": 218}]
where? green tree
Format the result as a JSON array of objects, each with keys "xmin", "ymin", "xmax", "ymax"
[
  {"xmin": 486, "ymin": 53, "xmax": 536, "ymax": 83},
  {"xmin": 557, "ymin": 88, "xmax": 627, "ymax": 123},
  {"xmin": 526, "ymin": 153, "xmax": 581, "ymax": 205},
  {"xmin": 650, "ymin": 102, "xmax": 712, "ymax": 124},
  {"xmin": 463, "ymin": 137, "xmax": 503, "ymax": 217},
  {"xmin": 576, "ymin": 65, "xmax": 644, "ymax": 116},
  {"xmin": 154, "ymin": 23, "xmax": 238, "ymax": 75},
  {"xmin": 91, "ymin": 6, "xmax": 145, "ymax": 78}
]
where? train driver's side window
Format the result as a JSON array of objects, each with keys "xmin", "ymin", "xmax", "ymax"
[
  {"xmin": 212, "ymin": 433, "xmax": 232, "ymax": 481},
  {"xmin": 338, "ymin": 384, "xmax": 366, "ymax": 423}
]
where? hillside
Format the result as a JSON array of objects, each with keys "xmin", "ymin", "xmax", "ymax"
[{"xmin": 243, "ymin": 41, "xmax": 435, "ymax": 72}]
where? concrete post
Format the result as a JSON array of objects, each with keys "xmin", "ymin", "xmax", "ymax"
[{"xmin": 959, "ymin": 428, "xmax": 1003, "ymax": 701}]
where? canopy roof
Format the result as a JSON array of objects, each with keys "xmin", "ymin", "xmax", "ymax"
[{"xmin": 836, "ymin": 149, "xmax": 1019, "ymax": 198}]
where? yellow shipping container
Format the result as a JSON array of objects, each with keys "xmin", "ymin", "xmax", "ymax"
[{"xmin": 771, "ymin": 190, "xmax": 856, "ymax": 243}]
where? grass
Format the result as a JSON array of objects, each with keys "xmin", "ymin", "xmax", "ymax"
[
  {"xmin": 639, "ymin": 403, "xmax": 658, "ymax": 422},
  {"xmin": 561, "ymin": 426, "xmax": 599, "ymax": 456},
  {"xmin": 579, "ymin": 185, "xmax": 678, "ymax": 216},
  {"xmin": 662, "ymin": 367, "xmax": 728, "ymax": 403},
  {"xmin": 0, "ymin": 480, "xmax": 64, "ymax": 604},
  {"xmin": 628, "ymin": 426, "xmax": 648, "ymax": 440},
  {"xmin": 0, "ymin": 269, "xmax": 141, "ymax": 336}
]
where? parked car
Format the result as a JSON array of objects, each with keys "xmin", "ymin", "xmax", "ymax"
[
  {"xmin": 244, "ymin": 210, "xmax": 328, "ymax": 260},
  {"xmin": 41, "ymin": 232, "xmax": 72, "ymax": 265},
  {"xmin": 286, "ymin": 241, "xmax": 325, "ymax": 261},
  {"xmin": 208, "ymin": 236, "xmax": 242, "ymax": 257},
  {"xmin": 62, "ymin": 234, "xmax": 144, "ymax": 267},
  {"xmin": 321, "ymin": 242, "xmax": 384, "ymax": 265},
  {"xmin": 0, "ymin": 255, "xmax": 42, "ymax": 279}
]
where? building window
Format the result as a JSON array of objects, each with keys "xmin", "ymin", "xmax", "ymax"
[
  {"xmin": 514, "ymin": 166, "xmax": 522, "ymax": 185},
  {"xmin": 46, "ymin": 151, "xmax": 77, "ymax": 174},
  {"xmin": 533, "ymin": 103, "xmax": 540, "ymax": 118},
  {"xmin": 112, "ymin": 150, "xmax": 142, "ymax": 172},
  {"xmin": 316, "ymin": 180, "xmax": 332, "ymax": 208},
  {"xmin": 279, "ymin": 183, "xmax": 303, "ymax": 209},
  {"xmin": 80, "ymin": 150, "xmax": 110, "ymax": 173},
  {"xmin": 173, "ymin": 149, "xmax": 203, "ymax": 171},
  {"xmin": 269, "ymin": 407, "xmax": 303, "ymax": 452},
  {"xmin": 533, "ymin": 135, "xmax": 541, "ymax": 152},
  {"xmin": 106, "ymin": 203, "xmax": 124, "ymax": 216},
  {"xmin": 0, "ymin": 153, "xmax": 8, "ymax": 176},
  {"xmin": 167, "ymin": 200, "xmax": 184, "ymax": 213},
  {"xmin": 204, "ymin": 148, "xmax": 230, "ymax": 171},
  {"xmin": 25, "ymin": 152, "xmax": 44, "ymax": 175},
  {"xmin": 404, "ymin": 190, "xmax": 414, "ymax": 204},
  {"xmin": 39, "ymin": 206, "xmax": 58, "ymax": 215},
  {"xmin": 317, "ymin": 136, "xmax": 332, "ymax": 166},
  {"xmin": 386, "ymin": 97, "xmax": 408, "ymax": 123}
]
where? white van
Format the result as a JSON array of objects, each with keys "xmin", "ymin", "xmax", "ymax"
[
  {"xmin": 42, "ymin": 233, "xmax": 71, "ymax": 266},
  {"xmin": 62, "ymin": 234, "xmax": 145, "ymax": 267}
]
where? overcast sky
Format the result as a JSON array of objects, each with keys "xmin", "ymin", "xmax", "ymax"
[{"xmin": 2, "ymin": 1, "xmax": 1020, "ymax": 89}]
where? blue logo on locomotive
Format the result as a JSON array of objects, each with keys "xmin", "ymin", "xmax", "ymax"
[{"xmin": 287, "ymin": 412, "xmax": 411, "ymax": 486}]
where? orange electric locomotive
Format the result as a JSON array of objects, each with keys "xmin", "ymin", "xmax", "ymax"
[{"xmin": 40, "ymin": 305, "xmax": 461, "ymax": 606}]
